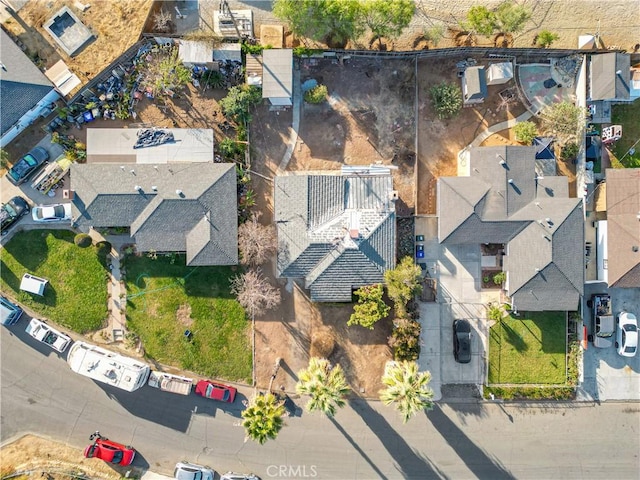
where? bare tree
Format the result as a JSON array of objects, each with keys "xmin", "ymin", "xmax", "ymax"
[
  {"xmin": 231, "ymin": 269, "xmax": 281, "ymax": 318},
  {"xmin": 238, "ymin": 212, "xmax": 277, "ymax": 266}
]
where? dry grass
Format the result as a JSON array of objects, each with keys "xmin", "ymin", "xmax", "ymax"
[
  {"xmin": 2, "ymin": 0, "xmax": 153, "ymax": 86},
  {"xmin": 1, "ymin": 435, "xmax": 127, "ymax": 480}
]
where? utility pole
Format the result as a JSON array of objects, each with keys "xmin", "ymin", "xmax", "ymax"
[{"xmin": 220, "ymin": 0, "xmax": 244, "ymax": 40}]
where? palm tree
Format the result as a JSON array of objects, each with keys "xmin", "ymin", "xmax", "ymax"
[
  {"xmin": 296, "ymin": 357, "xmax": 351, "ymax": 417},
  {"xmin": 241, "ymin": 393, "xmax": 286, "ymax": 444},
  {"xmin": 379, "ymin": 361, "xmax": 434, "ymax": 423}
]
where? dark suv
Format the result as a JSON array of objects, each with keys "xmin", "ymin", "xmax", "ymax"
[
  {"xmin": 6, "ymin": 146, "xmax": 49, "ymax": 185},
  {"xmin": 0, "ymin": 196, "xmax": 29, "ymax": 235}
]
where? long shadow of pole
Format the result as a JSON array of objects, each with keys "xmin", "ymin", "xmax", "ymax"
[
  {"xmin": 348, "ymin": 399, "xmax": 443, "ymax": 479},
  {"xmin": 426, "ymin": 405, "xmax": 515, "ymax": 479}
]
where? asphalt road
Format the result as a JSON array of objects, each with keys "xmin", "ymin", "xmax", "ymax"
[{"xmin": 1, "ymin": 320, "xmax": 639, "ymax": 480}]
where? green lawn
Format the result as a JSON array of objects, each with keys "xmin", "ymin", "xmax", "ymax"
[
  {"xmin": 124, "ymin": 254, "xmax": 252, "ymax": 383},
  {"xmin": 488, "ymin": 311, "xmax": 566, "ymax": 384},
  {"xmin": 611, "ymin": 100, "xmax": 640, "ymax": 168},
  {"xmin": 0, "ymin": 230, "xmax": 108, "ymax": 332}
]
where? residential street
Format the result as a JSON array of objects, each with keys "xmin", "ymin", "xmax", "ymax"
[{"xmin": 2, "ymin": 322, "xmax": 638, "ymax": 480}]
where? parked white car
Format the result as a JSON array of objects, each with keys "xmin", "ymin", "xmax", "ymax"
[
  {"xmin": 31, "ymin": 203, "xmax": 72, "ymax": 222},
  {"xmin": 221, "ymin": 473, "xmax": 260, "ymax": 480},
  {"xmin": 174, "ymin": 462, "xmax": 215, "ymax": 480},
  {"xmin": 25, "ymin": 318, "xmax": 72, "ymax": 353},
  {"xmin": 616, "ymin": 311, "xmax": 638, "ymax": 357}
]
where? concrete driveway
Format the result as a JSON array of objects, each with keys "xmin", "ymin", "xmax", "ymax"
[
  {"xmin": 579, "ymin": 282, "xmax": 640, "ymax": 401},
  {"xmin": 1, "ymin": 136, "xmax": 67, "ymax": 243},
  {"xmin": 416, "ymin": 217, "xmax": 488, "ymax": 400}
]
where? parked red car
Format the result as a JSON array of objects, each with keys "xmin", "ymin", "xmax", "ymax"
[
  {"xmin": 84, "ymin": 432, "xmax": 135, "ymax": 466},
  {"xmin": 195, "ymin": 380, "xmax": 237, "ymax": 403}
]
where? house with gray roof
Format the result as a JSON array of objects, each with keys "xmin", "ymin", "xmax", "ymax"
[
  {"xmin": 604, "ymin": 168, "xmax": 640, "ymax": 288},
  {"xmin": 438, "ymin": 146, "xmax": 583, "ymax": 311},
  {"xmin": 0, "ymin": 29, "xmax": 60, "ymax": 147},
  {"xmin": 70, "ymin": 162, "xmax": 238, "ymax": 266},
  {"xmin": 589, "ymin": 52, "xmax": 631, "ymax": 101},
  {"xmin": 275, "ymin": 172, "xmax": 396, "ymax": 302}
]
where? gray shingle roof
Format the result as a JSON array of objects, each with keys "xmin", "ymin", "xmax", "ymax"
[
  {"xmin": 438, "ymin": 146, "xmax": 583, "ymax": 311},
  {"xmin": 590, "ymin": 52, "xmax": 631, "ymax": 100},
  {"xmin": 0, "ymin": 29, "xmax": 56, "ymax": 136},
  {"xmin": 275, "ymin": 174, "xmax": 396, "ymax": 302},
  {"xmin": 71, "ymin": 163, "xmax": 237, "ymax": 265}
]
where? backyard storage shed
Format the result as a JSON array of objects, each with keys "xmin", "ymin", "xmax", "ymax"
[
  {"xmin": 462, "ymin": 66, "xmax": 487, "ymax": 104},
  {"xmin": 262, "ymin": 49, "xmax": 293, "ymax": 106},
  {"xmin": 487, "ymin": 62, "xmax": 513, "ymax": 85},
  {"xmin": 179, "ymin": 40, "xmax": 214, "ymax": 67}
]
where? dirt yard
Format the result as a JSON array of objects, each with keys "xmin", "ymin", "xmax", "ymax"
[
  {"xmin": 416, "ymin": 54, "xmax": 528, "ymax": 214},
  {"xmin": 248, "ymin": 57, "xmax": 413, "ymax": 397},
  {"xmin": 2, "ymin": 0, "xmax": 153, "ymax": 86},
  {"xmin": 0, "ymin": 435, "xmax": 126, "ymax": 480}
]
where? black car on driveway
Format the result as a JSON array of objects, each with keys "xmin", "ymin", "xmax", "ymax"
[
  {"xmin": 6, "ymin": 146, "xmax": 49, "ymax": 185},
  {"xmin": 0, "ymin": 196, "xmax": 30, "ymax": 235},
  {"xmin": 453, "ymin": 319, "xmax": 472, "ymax": 364}
]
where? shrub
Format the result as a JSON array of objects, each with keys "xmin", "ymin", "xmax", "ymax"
[
  {"xmin": 513, "ymin": 121, "xmax": 537, "ymax": 145},
  {"xmin": 388, "ymin": 318, "xmax": 421, "ymax": 361},
  {"xmin": 429, "ymin": 82, "xmax": 462, "ymax": 120},
  {"xmin": 493, "ymin": 271, "xmax": 506, "ymax": 285},
  {"xmin": 304, "ymin": 84, "xmax": 328, "ymax": 104},
  {"xmin": 96, "ymin": 241, "xmax": 112, "ymax": 267},
  {"xmin": 74, "ymin": 233, "xmax": 93, "ymax": 248},
  {"xmin": 536, "ymin": 30, "xmax": 559, "ymax": 48},
  {"xmin": 560, "ymin": 142, "xmax": 579, "ymax": 162}
]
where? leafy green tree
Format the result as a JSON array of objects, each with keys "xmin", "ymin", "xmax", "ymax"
[
  {"xmin": 513, "ymin": 121, "xmax": 538, "ymax": 145},
  {"xmin": 348, "ymin": 284, "xmax": 390, "ymax": 329},
  {"xmin": 384, "ymin": 256, "xmax": 422, "ymax": 318},
  {"xmin": 362, "ymin": 0, "xmax": 415, "ymax": 46},
  {"xmin": 140, "ymin": 47, "xmax": 191, "ymax": 98},
  {"xmin": 465, "ymin": 1, "xmax": 530, "ymax": 36},
  {"xmin": 536, "ymin": 30, "xmax": 559, "ymax": 48},
  {"xmin": 296, "ymin": 357, "xmax": 351, "ymax": 416},
  {"xmin": 429, "ymin": 82, "xmax": 463, "ymax": 120},
  {"xmin": 379, "ymin": 361, "xmax": 434, "ymax": 423},
  {"xmin": 241, "ymin": 393, "xmax": 286, "ymax": 444},
  {"xmin": 273, "ymin": 0, "xmax": 363, "ymax": 48},
  {"xmin": 304, "ymin": 84, "xmax": 328, "ymax": 104},
  {"xmin": 220, "ymin": 85, "xmax": 262, "ymax": 124},
  {"xmin": 465, "ymin": 5, "xmax": 497, "ymax": 36},
  {"xmin": 540, "ymin": 101, "xmax": 585, "ymax": 145},
  {"xmin": 494, "ymin": 1, "xmax": 531, "ymax": 35}
]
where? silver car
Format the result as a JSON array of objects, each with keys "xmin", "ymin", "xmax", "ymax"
[{"xmin": 174, "ymin": 462, "xmax": 215, "ymax": 480}]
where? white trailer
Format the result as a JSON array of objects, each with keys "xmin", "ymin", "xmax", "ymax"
[
  {"xmin": 148, "ymin": 371, "xmax": 193, "ymax": 395},
  {"xmin": 67, "ymin": 341, "xmax": 150, "ymax": 392}
]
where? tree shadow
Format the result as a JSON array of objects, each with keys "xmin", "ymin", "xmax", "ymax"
[
  {"xmin": 501, "ymin": 321, "xmax": 528, "ymax": 353},
  {"xmin": 427, "ymin": 405, "xmax": 515, "ymax": 479},
  {"xmin": 348, "ymin": 398, "xmax": 444, "ymax": 479}
]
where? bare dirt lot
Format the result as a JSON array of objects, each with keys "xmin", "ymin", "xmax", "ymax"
[
  {"xmin": 2, "ymin": 0, "xmax": 153, "ymax": 86},
  {"xmin": 0, "ymin": 435, "xmax": 126, "ymax": 480}
]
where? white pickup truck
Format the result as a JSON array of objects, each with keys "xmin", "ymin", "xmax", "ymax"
[
  {"xmin": 25, "ymin": 318, "xmax": 72, "ymax": 353},
  {"xmin": 148, "ymin": 371, "xmax": 193, "ymax": 395}
]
